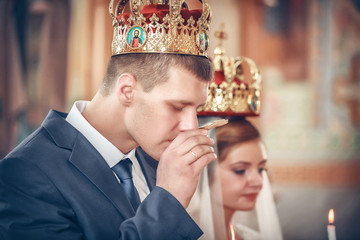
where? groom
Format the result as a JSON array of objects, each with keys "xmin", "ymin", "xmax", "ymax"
[{"xmin": 0, "ymin": 1, "xmax": 215, "ymax": 239}]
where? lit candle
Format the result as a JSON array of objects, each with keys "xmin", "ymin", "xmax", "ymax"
[
  {"xmin": 230, "ymin": 224, "xmax": 236, "ymax": 240},
  {"xmin": 327, "ymin": 209, "xmax": 336, "ymax": 240}
]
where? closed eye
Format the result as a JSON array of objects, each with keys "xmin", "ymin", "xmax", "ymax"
[
  {"xmin": 234, "ymin": 169, "xmax": 246, "ymax": 175},
  {"xmin": 172, "ymin": 104, "xmax": 185, "ymax": 111}
]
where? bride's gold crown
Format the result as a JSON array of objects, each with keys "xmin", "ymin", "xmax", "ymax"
[
  {"xmin": 197, "ymin": 24, "xmax": 262, "ymax": 116},
  {"xmin": 109, "ymin": 0, "xmax": 211, "ymax": 57}
]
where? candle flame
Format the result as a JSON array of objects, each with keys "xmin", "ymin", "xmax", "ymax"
[
  {"xmin": 230, "ymin": 224, "xmax": 235, "ymax": 240},
  {"xmin": 328, "ymin": 209, "xmax": 335, "ymax": 224}
]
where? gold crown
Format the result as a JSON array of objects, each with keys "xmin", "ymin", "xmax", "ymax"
[
  {"xmin": 197, "ymin": 24, "xmax": 262, "ymax": 116},
  {"xmin": 109, "ymin": 0, "xmax": 211, "ymax": 57}
]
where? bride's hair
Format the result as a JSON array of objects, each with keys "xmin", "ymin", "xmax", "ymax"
[{"xmin": 216, "ymin": 117, "xmax": 260, "ymax": 161}]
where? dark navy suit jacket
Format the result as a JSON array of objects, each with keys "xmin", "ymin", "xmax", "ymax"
[{"xmin": 0, "ymin": 110, "xmax": 202, "ymax": 240}]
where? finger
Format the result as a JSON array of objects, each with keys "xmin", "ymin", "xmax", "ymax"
[
  {"xmin": 175, "ymin": 134, "xmax": 215, "ymax": 156},
  {"xmin": 167, "ymin": 131, "xmax": 214, "ymax": 158},
  {"xmin": 191, "ymin": 152, "xmax": 217, "ymax": 175},
  {"xmin": 185, "ymin": 145, "xmax": 215, "ymax": 165},
  {"xmin": 169, "ymin": 129, "xmax": 208, "ymax": 147}
]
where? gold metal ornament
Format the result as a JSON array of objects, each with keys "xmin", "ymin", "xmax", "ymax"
[
  {"xmin": 198, "ymin": 24, "xmax": 262, "ymax": 116},
  {"xmin": 109, "ymin": 0, "xmax": 212, "ymax": 57}
]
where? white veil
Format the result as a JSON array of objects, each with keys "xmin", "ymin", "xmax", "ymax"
[
  {"xmin": 188, "ymin": 116, "xmax": 227, "ymax": 239},
  {"xmin": 232, "ymin": 170, "xmax": 283, "ymax": 240},
  {"xmin": 187, "ymin": 116, "xmax": 283, "ymax": 240}
]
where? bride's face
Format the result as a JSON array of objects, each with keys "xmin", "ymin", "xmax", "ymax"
[{"xmin": 219, "ymin": 139, "xmax": 267, "ymax": 212}]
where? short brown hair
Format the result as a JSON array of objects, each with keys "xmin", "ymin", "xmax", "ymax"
[
  {"xmin": 216, "ymin": 117, "xmax": 261, "ymax": 161},
  {"xmin": 100, "ymin": 53, "xmax": 214, "ymax": 95}
]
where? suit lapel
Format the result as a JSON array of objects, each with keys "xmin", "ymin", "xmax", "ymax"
[
  {"xmin": 136, "ymin": 147, "xmax": 158, "ymax": 191},
  {"xmin": 68, "ymin": 134, "xmax": 135, "ymax": 218},
  {"xmin": 42, "ymin": 110, "xmax": 135, "ymax": 219}
]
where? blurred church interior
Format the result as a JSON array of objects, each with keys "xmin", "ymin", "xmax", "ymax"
[{"xmin": 1, "ymin": 0, "xmax": 359, "ymax": 239}]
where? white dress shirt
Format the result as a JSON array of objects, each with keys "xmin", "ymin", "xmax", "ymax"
[{"xmin": 65, "ymin": 101, "xmax": 150, "ymax": 202}]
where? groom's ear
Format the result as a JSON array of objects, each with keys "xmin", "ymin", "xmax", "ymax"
[{"xmin": 116, "ymin": 73, "xmax": 137, "ymax": 106}]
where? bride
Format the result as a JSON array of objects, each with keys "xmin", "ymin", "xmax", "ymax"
[
  {"xmin": 188, "ymin": 116, "xmax": 283, "ymax": 240},
  {"xmin": 189, "ymin": 28, "xmax": 283, "ymax": 238}
]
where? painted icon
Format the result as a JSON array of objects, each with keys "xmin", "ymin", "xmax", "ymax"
[
  {"xmin": 126, "ymin": 27, "xmax": 146, "ymax": 49},
  {"xmin": 248, "ymin": 91, "xmax": 260, "ymax": 113},
  {"xmin": 196, "ymin": 31, "xmax": 209, "ymax": 52}
]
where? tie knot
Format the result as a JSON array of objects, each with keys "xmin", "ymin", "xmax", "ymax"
[{"xmin": 112, "ymin": 158, "xmax": 133, "ymax": 182}]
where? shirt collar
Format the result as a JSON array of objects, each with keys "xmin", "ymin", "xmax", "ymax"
[{"xmin": 66, "ymin": 100, "xmax": 128, "ymax": 168}]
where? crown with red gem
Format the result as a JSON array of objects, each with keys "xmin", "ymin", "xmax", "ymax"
[
  {"xmin": 109, "ymin": 0, "xmax": 211, "ymax": 57},
  {"xmin": 197, "ymin": 23, "xmax": 262, "ymax": 116}
]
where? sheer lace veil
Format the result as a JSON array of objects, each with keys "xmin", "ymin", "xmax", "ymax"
[{"xmin": 187, "ymin": 117, "xmax": 283, "ymax": 240}]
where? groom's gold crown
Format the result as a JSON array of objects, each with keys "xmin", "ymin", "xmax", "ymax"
[
  {"xmin": 197, "ymin": 24, "xmax": 262, "ymax": 117},
  {"xmin": 109, "ymin": 0, "xmax": 212, "ymax": 57}
]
